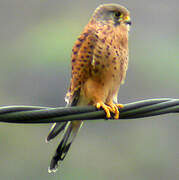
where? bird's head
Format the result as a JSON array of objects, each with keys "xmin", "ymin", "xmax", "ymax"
[{"xmin": 91, "ymin": 4, "xmax": 131, "ymax": 29}]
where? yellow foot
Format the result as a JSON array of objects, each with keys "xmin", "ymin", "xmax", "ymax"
[
  {"xmin": 116, "ymin": 104, "xmax": 124, "ymax": 109},
  {"xmin": 96, "ymin": 102, "xmax": 113, "ymax": 119},
  {"xmin": 107, "ymin": 103, "xmax": 124, "ymax": 119}
]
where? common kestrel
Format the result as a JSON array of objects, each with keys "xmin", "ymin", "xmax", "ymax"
[{"xmin": 47, "ymin": 3, "xmax": 131, "ymax": 173}]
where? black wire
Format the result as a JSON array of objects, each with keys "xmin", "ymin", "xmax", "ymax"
[
  {"xmin": 0, "ymin": 105, "xmax": 47, "ymax": 114},
  {"xmin": 0, "ymin": 98, "xmax": 178, "ymax": 124},
  {"xmin": 120, "ymin": 99, "xmax": 179, "ymax": 118}
]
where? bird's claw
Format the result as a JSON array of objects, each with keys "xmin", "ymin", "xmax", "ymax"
[
  {"xmin": 116, "ymin": 103, "xmax": 124, "ymax": 109},
  {"xmin": 96, "ymin": 102, "xmax": 113, "ymax": 119},
  {"xmin": 107, "ymin": 102, "xmax": 124, "ymax": 119},
  {"xmin": 96, "ymin": 102, "xmax": 124, "ymax": 119}
]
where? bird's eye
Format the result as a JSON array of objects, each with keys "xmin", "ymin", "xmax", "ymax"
[{"xmin": 114, "ymin": 11, "xmax": 121, "ymax": 19}]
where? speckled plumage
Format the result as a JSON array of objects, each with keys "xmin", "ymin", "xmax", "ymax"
[
  {"xmin": 47, "ymin": 3, "xmax": 131, "ymax": 173},
  {"xmin": 66, "ymin": 4, "xmax": 130, "ymax": 108}
]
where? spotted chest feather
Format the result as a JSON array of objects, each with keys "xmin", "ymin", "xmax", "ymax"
[
  {"xmin": 91, "ymin": 23, "xmax": 128, "ymax": 85},
  {"xmin": 66, "ymin": 18, "xmax": 129, "ymax": 104}
]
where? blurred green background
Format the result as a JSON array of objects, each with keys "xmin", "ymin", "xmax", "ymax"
[{"xmin": 0, "ymin": 0, "xmax": 178, "ymax": 180}]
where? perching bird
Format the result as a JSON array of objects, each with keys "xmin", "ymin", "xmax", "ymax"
[{"xmin": 46, "ymin": 3, "xmax": 131, "ymax": 173}]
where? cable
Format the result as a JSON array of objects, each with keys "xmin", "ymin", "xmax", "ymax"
[{"xmin": 0, "ymin": 98, "xmax": 178, "ymax": 124}]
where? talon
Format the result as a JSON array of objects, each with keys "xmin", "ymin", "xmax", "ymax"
[
  {"xmin": 95, "ymin": 102, "xmax": 124, "ymax": 119},
  {"xmin": 96, "ymin": 102, "xmax": 112, "ymax": 119},
  {"xmin": 109, "ymin": 104, "xmax": 116, "ymax": 113},
  {"xmin": 114, "ymin": 106, "xmax": 119, "ymax": 119},
  {"xmin": 117, "ymin": 104, "xmax": 124, "ymax": 109},
  {"xmin": 107, "ymin": 102, "xmax": 124, "ymax": 119}
]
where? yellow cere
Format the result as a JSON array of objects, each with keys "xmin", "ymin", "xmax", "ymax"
[{"xmin": 124, "ymin": 16, "xmax": 130, "ymax": 21}]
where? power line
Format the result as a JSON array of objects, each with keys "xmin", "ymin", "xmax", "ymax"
[{"xmin": 0, "ymin": 98, "xmax": 178, "ymax": 124}]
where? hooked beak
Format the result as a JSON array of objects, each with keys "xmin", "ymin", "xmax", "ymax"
[{"xmin": 124, "ymin": 16, "xmax": 132, "ymax": 26}]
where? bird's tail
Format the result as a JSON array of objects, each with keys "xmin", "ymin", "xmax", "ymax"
[
  {"xmin": 46, "ymin": 122, "xmax": 68, "ymax": 142},
  {"xmin": 48, "ymin": 121, "xmax": 83, "ymax": 173}
]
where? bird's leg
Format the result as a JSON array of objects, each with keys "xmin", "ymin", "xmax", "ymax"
[
  {"xmin": 106, "ymin": 101, "xmax": 124, "ymax": 119},
  {"xmin": 95, "ymin": 101, "xmax": 114, "ymax": 119}
]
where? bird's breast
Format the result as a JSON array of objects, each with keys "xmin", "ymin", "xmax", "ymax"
[
  {"xmin": 89, "ymin": 26, "xmax": 128, "ymax": 101},
  {"xmin": 91, "ymin": 30, "xmax": 128, "ymax": 84}
]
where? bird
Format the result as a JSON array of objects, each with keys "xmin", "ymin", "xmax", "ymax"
[{"xmin": 46, "ymin": 3, "xmax": 131, "ymax": 173}]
